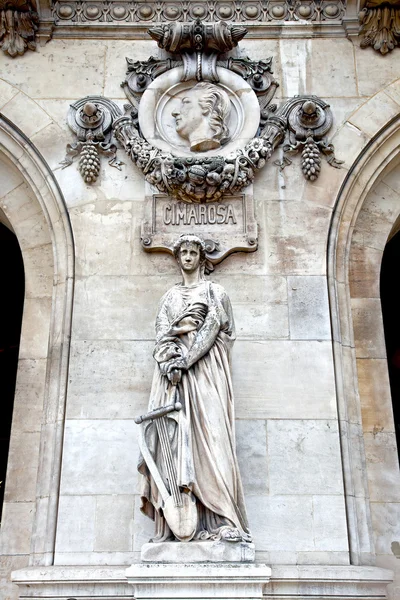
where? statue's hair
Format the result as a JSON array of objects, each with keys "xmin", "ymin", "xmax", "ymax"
[
  {"xmin": 173, "ymin": 234, "xmax": 206, "ymax": 263},
  {"xmin": 193, "ymin": 82, "xmax": 231, "ymax": 143}
]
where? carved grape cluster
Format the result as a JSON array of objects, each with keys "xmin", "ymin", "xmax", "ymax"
[
  {"xmin": 301, "ymin": 134, "xmax": 321, "ymax": 181},
  {"xmin": 78, "ymin": 138, "xmax": 101, "ymax": 183}
]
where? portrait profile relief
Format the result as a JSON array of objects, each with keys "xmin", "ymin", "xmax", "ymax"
[{"xmin": 172, "ymin": 82, "xmax": 231, "ymax": 152}]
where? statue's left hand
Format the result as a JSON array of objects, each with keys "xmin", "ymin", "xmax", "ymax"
[
  {"xmin": 167, "ymin": 357, "xmax": 188, "ymax": 373},
  {"xmin": 167, "ymin": 368, "xmax": 182, "ymax": 385}
]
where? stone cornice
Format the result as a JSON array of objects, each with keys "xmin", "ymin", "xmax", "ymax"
[{"xmin": 45, "ymin": 0, "xmax": 349, "ymax": 40}]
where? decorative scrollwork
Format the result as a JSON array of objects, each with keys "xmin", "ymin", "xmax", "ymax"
[
  {"xmin": 273, "ymin": 97, "xmax": 343, "ymax": 180},
  {"xmin": 61, "ymin": 97, "xmax": 124, "ymax": 183}
]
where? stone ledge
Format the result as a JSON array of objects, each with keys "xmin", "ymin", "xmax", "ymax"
[
  {"xmin": 141, "ymin": 540, "xmax": 255, "ymax": 563},
  {"xmin": 127, "ymin": 562, "xmax": 271, "ymax": 599},
  {"xmin": 11, "ymin": 564, "xmax": 393, "ymax": 600}
]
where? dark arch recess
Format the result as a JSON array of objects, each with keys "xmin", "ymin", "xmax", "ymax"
[
  {"xmin": 0, "ymin": 222, "xmax": 25, "ymax": 520},
  {"xmin": 380, "ymin": 231, "xmax": 400, "ymax": 467}
]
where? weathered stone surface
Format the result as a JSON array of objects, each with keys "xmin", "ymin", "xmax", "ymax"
[
  {"xmin": 348, "ymin": 91, "xmax": 400, "ymax": 139},
  {"xmin": 4, "ymin": 431, "xmax": 40, "ymax": 503},
  {"xmin": 55, "ymin": 496, "xmax": 96, "ymax": 553},
  {"xmin": 66, "ymin": 340, "xmax": 153, "ymax": 420},
  {"xmin": 127, "ymin": 562, "xmax": 271, "ymax": 600},
  {"xmin": 364, "ymin": 432, "xmax": 400, "ymax": 503},
  {"xmin": 266, "ymin": 201, "xmax": 332, "ymax": 275},
  {"xmin": 357, "ymin": 358, "xmax": 394, "ymax": 432},
  {"xmin": 141, "ymin": 540, "xmax": 255, "ymax": 563},
  {"xmin": 0, "ymin": 93, "xmax": 52, "ymax": 138},
  {"xmin": 0, "ymin": 502, "xmax": 34, "ymax": 555},
  {"xmin": 370, "ymin": 501, "xmax": 400, "ymax": 555},
  {"xmin": 287, "ymin": 275, "xmax": 331, "ymax": 340},
  {"xmin": 351, "ymin": 298, "xmax": 387, "ymax": 359},
  {"xmin": 267, "ymin": 420, "xmax": 344, "ymax": 496},
  {"xmin": 94, "ymin": 495, "xmax": 134, "ymax": 552},
  {"xmin": 235, "ymin": 420, "xmax": 268, "ymax": 495},
  {"xmin": 233, "ymin": 340, "xmax": 337, "ymax": 420},
  {"xmin": 60, "ymin": 420, "xmax": 139, "ymax": 495}
]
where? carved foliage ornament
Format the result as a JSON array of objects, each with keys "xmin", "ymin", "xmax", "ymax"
[
  {"xmin": 0, "ymin": 0, "xmax": 38, "ymax": 57},
  {"xmin": 360, "ymin": 0, "xmax": 400, "ymax": 54},
  {"xmin": 112, "ymin": 20, "xmax": 342, "ymax": 203}
]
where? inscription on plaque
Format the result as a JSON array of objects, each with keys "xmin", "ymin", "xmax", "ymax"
[
  {"xmin": 141, "ymin": 186, "xmax": 258, "ymax": 266},
  {"xmin": 163, "ymin": 203, "xmax": 237, "ymax": 227}
]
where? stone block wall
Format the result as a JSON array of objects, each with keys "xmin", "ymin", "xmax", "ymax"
[{"xmin": 0, "ymin": 33, "xmax": 400, "ymax": 599}]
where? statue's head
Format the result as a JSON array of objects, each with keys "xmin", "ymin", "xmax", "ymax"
[
  {"xmin": 173, "ymin": 235, "xmax": 206, "ymax": 274},
  {"xmin": 172, "ymin": 82, "xmax": 231, "ymax": 152}
]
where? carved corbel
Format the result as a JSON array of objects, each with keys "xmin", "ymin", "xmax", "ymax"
[
  {"xmin": 360, "ymin": 0, "xmax": 400, "ymax": 54},
  {"xmin": 148, "ymin": 20, "xmax": 246, "ymax": 82},
  {"xmin": 0, "ymin": 0, "xmax": 38, "ymax": 57},
  {"xmin": 61, "ymin": 97, "xmax": 124, "ymax": 183}
]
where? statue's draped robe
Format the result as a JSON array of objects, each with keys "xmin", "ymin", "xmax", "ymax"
[{"xmin": 138, "ymin": 280, "xmax": 251, "ymax": 542}]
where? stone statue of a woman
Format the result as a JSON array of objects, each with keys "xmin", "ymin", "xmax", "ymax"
[{"xmin": 138, "ymin": 234, "xmax": 252, "ymax": 547}]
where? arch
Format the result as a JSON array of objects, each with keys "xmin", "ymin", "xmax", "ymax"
[
  {"xmin": 0, "ymin": 114, "xmax": 74, "ymax": 567},
  {"xmin": 328, "ymin": 109, "xmax": 400, "ymax": 570}
]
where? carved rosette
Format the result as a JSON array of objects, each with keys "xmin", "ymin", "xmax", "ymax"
[
  {"xmin": 0, "ymin": 0, "xmax": 38, "ymax": 57},
  {"xmin": 61, "ymin": 97, "xmax": 124, "ymax": 183}
]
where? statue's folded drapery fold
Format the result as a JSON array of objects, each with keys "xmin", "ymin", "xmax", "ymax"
[{"xmin": 138, "ymin": 280, "xmax": 251, "ymax": 542}]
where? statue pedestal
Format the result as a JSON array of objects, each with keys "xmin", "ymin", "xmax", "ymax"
[
  {"xmin": 141, "ymin": 540, "xmax": 255, "ymax": 563},
  {"xmin": 126, "ymin": 563, "xmax": 271, "ymax": 600}
]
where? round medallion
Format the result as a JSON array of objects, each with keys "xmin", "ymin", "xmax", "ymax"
[
  {"xmin": 324, "ymin": 3, "xmax": 339, "ymax": 16},
  {"xmin": 57, "ymin": 4, "xmax": 74, "ymax": 18},
  {"xmin": 163, "ymin": 5, "xmax": 182, "ymax": 19},
  {"xmin": 244, "ymin": 4, "xmax": 260, "ymax": 18},
  {"xmin": 85, "ymin": 4, "xmax": 100, "ymax": 19},
  {"xmin": 217, "ymin": 5, "xmax": 234, "ymax": 19},
  {"xmin": 298, "ymin": 4, "xmax": 312, "ymax": 17},
  {"xmin": 138, "ymin": 4, "xmax": 154, "ymax": 19},
  {"xmin": 112, "ymin": 5, "xmax": 128, "ymax": 19},
  {"xmin": 297, "ymin": 4, "xmax": 312, "ymax": 19},
  {"xmin": 270, "ymin": 4, "xmax": 286, "ymax": 18},
  {"xmin": 139, "ymin": 67, "xmax": 260, "ymax": 158},
  {"xmin": 190, "ymin": 4, "xmax": 207, "ymax": 18}
]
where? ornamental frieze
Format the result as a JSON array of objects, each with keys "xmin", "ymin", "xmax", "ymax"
[{"xmin": 52, "ymin": 0, "xmax": 346, "ymax": 26}]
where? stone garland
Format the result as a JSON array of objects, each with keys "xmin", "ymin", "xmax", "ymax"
[
  {"xmin": 113, "ymin": 116, "xmax": 279, "ymax": 203},
  {"xmin": 113, "ymin": 98, "xmax": 343, "ymax": 203}
]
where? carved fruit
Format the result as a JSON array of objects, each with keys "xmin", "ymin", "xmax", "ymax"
[
  {"xmin": 301, "ymin": 136, "xmax": 321, "ymax": 181},
  {"xmin": 188, "ymin": 165, "xmax": 206, "ymax": 185}
]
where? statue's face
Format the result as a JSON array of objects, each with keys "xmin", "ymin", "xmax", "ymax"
[
  {"xmin": 172, "ymin": 92, "xmax": 205, "ymax": 140},
  {"xmin": 178, "ymin": 242, "xmax": 201, "ymax": 273}
]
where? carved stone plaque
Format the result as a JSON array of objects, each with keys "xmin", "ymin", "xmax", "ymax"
[{"xmin": 141, "ymin": 184, "xmax": 258, "ymax": 266}]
